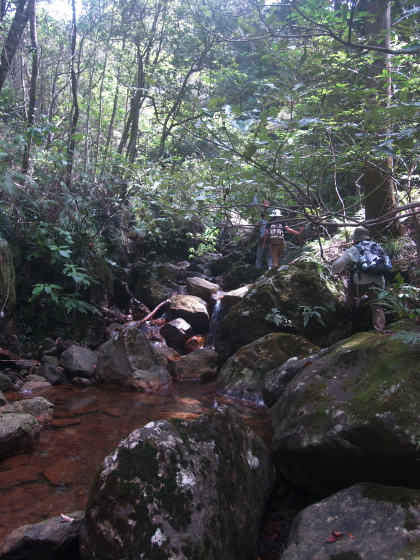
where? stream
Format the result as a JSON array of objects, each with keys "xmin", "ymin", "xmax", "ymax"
[{"xmin": 0, "ymin": 381, "xmax": 271, "ymax": 543}]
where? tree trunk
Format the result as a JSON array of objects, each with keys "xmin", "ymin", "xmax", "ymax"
[
  {"xmin": 363, "ymin": 0, "xmax": 402, "ymax": 237},
  {"xmin": 0, "ymin": 0, "xmax": 31, "ymax": 91},
  {"xmin": 66, "ymin": 0, "xmax": 79, "ymax": 188},
  {"xmin": 21, "ymin": 0, "xmax": 37, "ymax": 177}
]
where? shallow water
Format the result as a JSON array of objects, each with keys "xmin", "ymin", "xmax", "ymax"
[{"xmin": 0, "ymin": 382, "xmax": 271, "ymax": 542}]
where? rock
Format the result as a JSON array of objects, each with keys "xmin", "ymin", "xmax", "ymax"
[
  {"xmin": 0, "ymin": 333, "xmax": 20, "ymax": 356},
  {"xmin": 222, "ymin": 263, "xmax": 262, "ymax": 291},
  {"xmin": 0, "ymin": 396, "xmax": 54, "ymax": 426},
  {"xmin": 34, "ymin": 364, "xmax": 68, "ymax": 385},
  {"xmin": 44, "ymin": 458, "xmax": 79, "ymax": 486},
  {"xmin": 127, "ymin": 365, "xmax": 171, "ymax": 392},
  {"xmin": 166, "ymin": 294, "xmax": 210, "ymax": 332},
  {"xmin": 216, "ymin": 333, "xmax": 320, "ymax": 404},
  {"xmin": 173, "ymin": 348, "xmax": 218, "ymax": 381},
  {"xmin": 215, "ymin": 262, "xmax": 349, "ymax": 364},
  {"xmin": 0, "ymin": 412, "xmax": 40, "ymax": 460},
  {"xmin": 182, "ymin": 335, "xmax": 205, "ymax": 354},
  {"xmin": 40, "ymin": 355, "xmax": 60, "ymax": 367},
  {"xmin": 0, "ymin": 390, "xmax": 8, "ymax": 406},
  {"xmin": 160, "ymin": 318, "xmax": 193, "ymax": 347},
  {"xmin": 19, "ymin": 381, "xmax": 52, "ymax": 393},
  {"xmin": 150, "ymin": 341, "xmax": 182, "ymax": 366},
  {"xmin": 207, "ymin": 252, "xmax": 242, "ymax": 275},
  {"xmin": 270, "ymin": 332, "xmax": 420, "ymax": 496},
  {"xmin": 281, "ymin": 483, "xmax": 420, "ymax": 560},
  {"xmin": 59, "ymin": 345, "xmax": 98, "ymax": 379},
  {"xmin": 71, "ymin": 377, "xmax": 94, "ymax": 387},
  {"xmin": 0, "ymin": 372, "xmax": 13, "ymax": 392},
  {"xmin": 186, "ymin": 277, "xmax": 219, "ymax": 300},
  {"xmin": 0, "ymin": 511, "xmax": 84, "ymax": 560},
  {"xmin": 79, "ymin": 406, "xmax": 274, "ymax": 560},
  {"xmin": 25, "ymin": 374, "xmax": 47, "ymax": 382},
  {"xmin": 221, "ymin": 284, "xmax": 252, "ymax": 311},
  {"xmin": 263, "ymin": 348, "xmax": 329, "ymax": 407},
  {"xmin": 96, "ymin": 327, "xmax": 155, "ymax": 389}
]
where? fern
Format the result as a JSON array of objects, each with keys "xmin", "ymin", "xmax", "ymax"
[{"xmin": 390, "ymin": 331, "xmax": 420, "ymax": 347}]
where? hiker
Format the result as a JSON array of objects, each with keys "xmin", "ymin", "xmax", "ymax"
[
  {"xmin": 254, "ymin": 211, "xmax": 272, "ymax": 269},
  {"xmin": 330, "ymin": 226, "xmax": 386, "ymax": 332},
  {"xmin": 262, "ymin": 209, "xmax": 303, "ymax": 267}
]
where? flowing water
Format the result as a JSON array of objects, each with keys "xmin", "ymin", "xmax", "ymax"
[{"xmin": 0, "ymin": 382, "xmax": 271, "ymax": 543}]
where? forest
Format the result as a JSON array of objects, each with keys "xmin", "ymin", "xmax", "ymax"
[{"xmin": 0, "ymin": 0, "xmax": 419, "ymax": 338}]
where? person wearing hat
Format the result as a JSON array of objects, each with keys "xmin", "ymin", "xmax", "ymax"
[
  {"xmin": 330, "ymin": 226, "xmax": 386, "ymax": 331},
  {"xmin": 254, "ymin": 210, "xmax": 272, "ymax": 269},
  {"xmin": 262, "ymin": 209, "xmax": 303, "ymax": 267}
]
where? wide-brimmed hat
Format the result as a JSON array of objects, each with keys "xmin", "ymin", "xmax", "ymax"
[
  {"xmin": 352, "ymin": 227, "xmax": 370, "ymax": 242},
  {"xmin": 270, "ymin": 209, "xmax": 282, "ymax": 217}
]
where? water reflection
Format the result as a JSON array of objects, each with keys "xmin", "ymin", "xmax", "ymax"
[{"xmin": 0, "ymin": 382, "xmax": 271, "ymax": 541}]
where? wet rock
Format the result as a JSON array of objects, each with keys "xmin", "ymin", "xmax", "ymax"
[
  {"xmin": 0, "ymin": 396, "xmax": 54, "ymax": 426},
  {"xmin": 173, "ymin": 348, "xmax": 218, "ymax": 381},
  {"xmin": 71, "ymin": 377, "xmax": 94, "ymax": 387},
  {"xmin": 25, "ymin": 374, "xmax": 47, "ymax": 383},
  {"xmin": 182, "ymin": 335, "xmax": 205, "ymax": 354},
  {"xmin": 0, "ymin": 390, "xmax": 8, "ymax": 406},
  {"xmin": 19, "ymin": 381, "xmax": 52, "ymax": 393},
  {"xmin": 160, "ymin": 318, "xmax": 193, "ymax": 347},
  {"xmin": 127, "ymin": 365, "xmax": 171, "ymax": 392},
  {"xmin": 150, "ymin": 341, "xmax": 182, "ymax": 365},
  {"xmin": 34, "ymin": 364, "xmax": 68, "ymax": 386},
  {"xmin": 270, "ymin": 332, "xmax": 420, "ymax": 496},
  {"xmin": 79, "ymin": 406, "xmax": 274, "ymax": 560},
  {"xmin": 216, "ymin": 333, "xmax": 320, "ymax": 405},
  {"xmin": 166, "ymin": 294, "xmax": 210, "ymax": 332},
  {"xmin": 0, "ymin": 511, "xmax": 84, "ymax": 560},
  {"xmin": 281, "ymin": 483, "xmax": 420, "ymax": 560},
  {"xmin": 215, "ymin": 262, "xmax": 348, "ymax": 364},
  {"xmin": 59, "ymin": 345, "xmax": 98, "ymax": 379},
  {"xmin": 186, "ymin": 277, "xmax": 219, "ymax": 300},
  {"xmin": 0, "ymin": 412, "xmax": 40, "ymax": 460},
  {"xmin": 44, "ymin": 458, "xmax": 79, "ymax": 486}
]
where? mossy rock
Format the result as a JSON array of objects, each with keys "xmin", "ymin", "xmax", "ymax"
[
  {"xmin": 270, "ymin": 332, "xmax": 420, "ymax": 496},
  {"xmin": 215, "ymin": 262, "xmax": 349, "ymax": 365},
  {"xmin": 133, "ymin": 280, "xmax": 173, "ymax": 309},
  {"xmin": 216, "ymin": 333, "xmax": 320, "ymax": 404},
  {"xmin": 0, "ymin": 239, "xmax": 17, "ymax": 334},
  {"xmin": 222, "ymin": 263, "xmax": 262, "ymax": 291},
  {"xmin": 79, "ymin": 406, "xmax": 274, "ymax": 560}
]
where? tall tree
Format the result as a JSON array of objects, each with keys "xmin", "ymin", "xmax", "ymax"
[{"xmin": 0, "ymin": 0, "xmax": 31, "ymax": 90}]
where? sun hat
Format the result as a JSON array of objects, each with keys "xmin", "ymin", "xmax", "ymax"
[
  {"xmin": 270, "ymin": 209, "xmax": 282, "ymax": 217},
  {"xmin": 352, "ymin": 227, "xmax": 370, "ymax": 243}
]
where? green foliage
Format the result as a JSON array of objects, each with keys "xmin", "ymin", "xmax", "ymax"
[
  {"xmin": 372, "ymin": 274, "xmax": 420, "ymax": 322},
  {"xmin": 265, "ymin": 308, "xmax": 292, "ymax": 327},
  {"xmin": 188, "ymin": 227, "xmax": 220, "ymax": 257},
  {"xmin": 390, "ymin": 331, "xmax": 420, "ymax": 347},
  {"xmin": 299, "ymin": 305, "xmax": 327, "ymax": 328}
]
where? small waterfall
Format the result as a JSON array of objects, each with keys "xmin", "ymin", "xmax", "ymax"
[{"xmin": 205, "ymin": 297, "xmax": 226, "ymax": 349}]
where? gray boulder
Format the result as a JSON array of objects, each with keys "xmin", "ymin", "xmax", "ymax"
[
  {"xmin": 59, "ymin": 345, "xmax": 98, "ymax": 379},
  {"xmin": 186, "ymin": 276, "xmax": 219, "ymax": 300},
  {"xmin": 281, "ymin": 483, "xmax": 420, "ymax": 560},
  {"xmin": 166, "ymin": 294, "xmax": 210, "ymax": 332},
  {"xmin": 0, "ymin": 412, "xmax": 40, "ymax": 460},
  {"xmin": 34, "ymin": 364, "xmax": 68, "ymax": 385},
  {"xmin": 0, "ymin": 396, "xmax": 54, "ymax": 426},
  {"xmin": 160, "ymin": 318, "xmax": 193, "ymax": 347},
  {"xmin": 96, "ymin": 327, "xmax": 169, "ymax": 390},
  {"xmin": 172, "ymin": 348, "xmax": 218, "ymax": 381},
  {"xmin": 0, "ymin": 390, "xmax": 9, "ymax": 406},
  {"xmin": 270, "ymin": 332, "xmax": 420, "ymax": 496},
  {"xmin": 216, "ymin": 333, "xmax": 320, "ymax": 404},
  {"xmin": 79, "ymin": 406, "xmax": 274, "ymax": 560},
  {"xmin": 221, "ymin": 284, "xmax": 251, "ymax": 311},
  {"xmin": 0, "ymin": 511, "xmax": 84, "ymax": 560},
  {"xmin": 0, "ymin": 372, "xmax": 13, "ymax": 392}
]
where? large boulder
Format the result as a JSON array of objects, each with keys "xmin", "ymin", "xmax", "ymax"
[
  {"xmin": 281, "ymin": 483, "xmax": 420, "ymax": 560},
  {"xmin": 172, "ymin": 348, "xmax": 218, "ymax": 381},
  {"xmin": 0, "ymin": 511, "xmax": 84, "ymax": 560},
  {"xmin": 160, "ymin": 318, "xmax": 193, "ymax": 347},
  {"xmin": 215, "ymin": 262, "xmax": 348, "ymax": 365},
  {"xmin": 0, "ymin": 412, "xmax": 40, "ymax": 460},
  {"xmin": 222, "ymin": 263, "xmax": 262, "ymax": 291},
  {"xmin": 79, "ymin": 406, "xmax": 274, "ymax": 560},
  {"xmin": 34, "ymin": 364, "xmax": 68, "ymax": 386},
  {"xmin": 59, "ymin": 345, "xmax": 98, "ymax": 379},
  {"xmin": 166, "ymin": 294, "xmax": 210, "ymax": 332},
  {"xmin": 216, "ymin": 333, "xmax": 320, "ymax": 404},
  {"xmin": 96, "ymin": 327, "xmax": 169, "ymax": 391},
  {"xmin": 186, "ymin": 277, "xmax": 219, "ymax": 300},
  {"xmin": 270, "ymin": 332, "xmax": 420, "ymax": 496}
]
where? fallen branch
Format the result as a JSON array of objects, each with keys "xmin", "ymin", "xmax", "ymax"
[{"xmin": 116, "ymin": 299, "xmax": 170, "ymax": 330}]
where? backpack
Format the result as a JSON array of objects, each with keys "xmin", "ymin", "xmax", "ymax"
[
  {"xmin": 270, "ymin": 222, "xmax": 285, "ymax": 245},
  {"xmin": 353, "ymin": 240, "xmax": 392, "ymax": 277}
]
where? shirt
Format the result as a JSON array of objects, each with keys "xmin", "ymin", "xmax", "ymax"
[{"xmin": 331, "ymin": 246, "xmax": 385, "ymax": 287}]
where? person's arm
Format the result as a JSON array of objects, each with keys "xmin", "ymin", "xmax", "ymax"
[
  {"xmin": 330, "ymin": 250, "xmax": 355, "ymax": 276},
  {"xmin": 285, "ymin": 225, "xmax": 303, "ymax": 236}
]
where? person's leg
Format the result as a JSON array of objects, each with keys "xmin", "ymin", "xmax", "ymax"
[
  {"xmin": 277, "ymin": 242, "xmax": 286, "ymax": 264},
  {"xmin": 367, "ymin": 285, "xmax": 386, "ymax": 331},
  {"xmin": 255, "ymin": 244, "xmax": 264, "ymax": 268},
  {"xmin": 344, "ymin": 281, "xmax": 358, "ymax": 308},
  {"xmin": 269, "ymin": 244, "xmax": 279, "ymax": 266},
  {"xmin": 265, "ymin": 246, "xmax": 273, "ymax": 268}
]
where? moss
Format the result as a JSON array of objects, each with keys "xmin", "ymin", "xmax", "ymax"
[
  {"xmin": 400, "ymin": 541, "xmax": 420, "ymax": 559},
  {"xmin": 361, "ymin": 483, "xmax": 420, "ymax": 507}
]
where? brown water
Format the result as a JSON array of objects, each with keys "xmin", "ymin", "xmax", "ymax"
[{"xmin": 0, "ymin": 382, "xmax": 271, "ymax": 543}]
